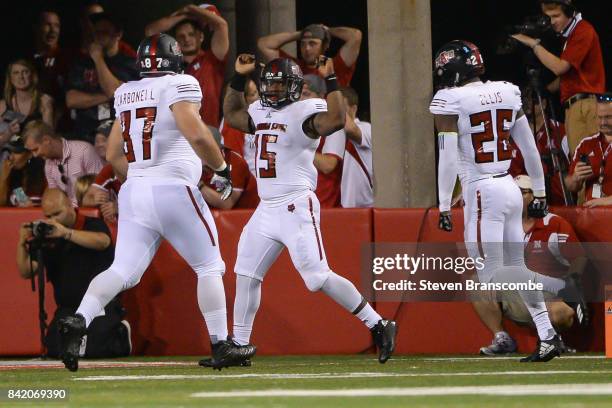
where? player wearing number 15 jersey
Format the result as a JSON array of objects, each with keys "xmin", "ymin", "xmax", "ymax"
[
  {"xmin": 430, "ymin": 40, "xmax": 561, "ymax": 362},
  {"xmin": 58, "ymin": 34, "xmax": 254, "ymax": 372},
  {"xmin": 222, "ymin": 55, "xmax": 396, "ymax": 364}
]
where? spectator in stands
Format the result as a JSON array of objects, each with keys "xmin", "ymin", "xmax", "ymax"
[
  {"xmin": 474, "ymin": 175, "xmax": 587, "ymax": 356},
  {"xmin": 79, "ymin": 3, "xmax": 136, "ymax": 58},
  {"xmin": 509, "ymin": 89, "xmax": 571, "ymax": 205},
  {"xmin": 16, "ymin": 188, "xmax": 130, "ymax": 358},
  {"xmin": 512, "ymin": 0, "xmax": 605, "ymax": 154},
  {"xmin": 93, "ymin": 120, "xmax": 112, "ymax": 163},
  {"xmin": 200, "ymin": 146, "xmax": 259, "ymax": 210},
  {"xmin": 258, "ymin": 23, "xmax": 361, "ymax": 86},
  {"xmin": 66, "ymin": 12, "xmax": 137, "ymax": 142},
  {"xmin": 0, "ymin": 59, "xmax": 54, "ymax": 146},
  {"xmin": 340, "ymin": 87, "xmax": 373, "ymax": 208},
  {"xmin": 75, "ymin": 174, "xmax": 96, "ymax": 207},
  {"xmin": 145, "ymin": 3, "xmax": 229, "ymax": 127},
  {"xmin": 32, "ymin": 10, "xmax": 71, "ymax": 123},
  {"xmin": 565, "ymin": 94, "xmax": 612, "ymax": 207},
  {"xmin": 0, "ymin": 135, "xmax": 46, "ymax": 206},
  {"xmin": 300, "ymin": 75, "xmax": 345, "ymax": 208},
  {"xmin": 221, "ymin": 78, "xmax": 260, "ymax": 176},
  {"xmin": 22, "ymin": 120, "xmax": 103, "ymax": 206}
]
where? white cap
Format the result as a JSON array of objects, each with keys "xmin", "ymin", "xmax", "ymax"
[{"xmin": 514, "ymin": 175, "xmax": 533, "ymax": 191}]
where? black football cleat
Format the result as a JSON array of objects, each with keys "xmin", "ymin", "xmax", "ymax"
[
  {"xmin": 58, "ymin": 314, "xmax": 87, "ymax": 372},
  {"xmin": 199, "ymin": 357, "xmax": 252, "ymax": 367},
  {"xmin": 558, "ymin": 272, "xmax": 589, "ymax": 327},
  {"xmin": 520, "ymin": 335, "xmax": 562, "ymax": 362},
  {"xmin": 207, "ymin": 339, "xmax": 256, "ymax": 371},
  {"xmin": 371, "ymin": 319, "xmax": 397, "ymax": 364}
]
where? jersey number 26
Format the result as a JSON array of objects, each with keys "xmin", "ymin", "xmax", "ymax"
[{"xmin": 470, "ymin": 109, "xmax": 513, "ymax": 164}]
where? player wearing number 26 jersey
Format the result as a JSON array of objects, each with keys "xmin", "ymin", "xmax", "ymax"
[
  {"xmin": 223, "ymin": 55, "xmax": 397, "ymax": 364},
  {"xmin": 58, "ymin": 34, "xmax": 254, "ymax": 373},
  {"xmin": 431, "ymin": 40, "xmax": 561, "ymax": 362}
]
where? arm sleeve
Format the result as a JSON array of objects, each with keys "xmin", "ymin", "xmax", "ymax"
[
  {"xmin": 510, "ymin": 114, "xmax": 546, "ymax": 195},
  {"xmin": 82, "ymin": 144, "xmax": 105, "ymax": 174},
  {"xmin": 437, "ymin": 132, "xmax": 458, "ymax": 212},
  {"xmin": 167, "ymin": 74, "xmax": 203, "ymax": 107},
  {"xmin": 429, "ymin": 89, "xmax": 461, "ymax": 115},
  {"xmin": 299, "ymin": 98, "xmax": 328, "ymax": 126},
  {"xmin": 357, "ymin": 121, "xmax": 372, "ymax": 148}
]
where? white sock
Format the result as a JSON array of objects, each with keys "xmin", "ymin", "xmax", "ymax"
[
  {"xmin": 527, "ymin": 304, "xmax": 556, "ymax": 341},
  {"xmin": 320, "ymin": 272, "xmax": 381, "ymax": 329},
  {"xmin": 197, "ymin": 276, "xmax": 228, "ymax": 344},
  {"xmin": 76, "ymin": 269, "xmax": 125, "ymax": 328},
  {"xmin": 233, "ymin": 275, "xmax": 262, "ymax": 346}
]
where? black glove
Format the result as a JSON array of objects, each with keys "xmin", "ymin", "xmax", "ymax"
[
  {"xmin": 527, "ymin": 196, "xmax": 548, "ymax": 218},
  {"xmin": 212, "ymin": 165, "xmax": 233, "ymax": 200},
  {"xmin": 439, "ymin": 211, "xmax": 452, "ymax": 232}
]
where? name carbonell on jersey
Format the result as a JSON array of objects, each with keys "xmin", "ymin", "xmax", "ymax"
[
  {"xmin": 115, "ymin": 88, "xmax": 156, "ymax": 108},
  {"xmin": 372, "ymin": 279, "xmax": 543, "ymax": 292}
]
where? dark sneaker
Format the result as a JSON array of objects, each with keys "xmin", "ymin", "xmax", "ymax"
[
  {"xmin": 520, "ymin": 335, "xmax": 561, "ymax": 362},
  {"xmin": 208, "ymin": 339, "xmax": 256, "ymax": 370},
  {"xmin": 479, "ymin": 331, "xmax": 517, "ymax": 356},
  {"xmin": 370, "ymin": 319, "xmax": 397, "ymax": 364},
  {"xmin": 559, "ymin": 272, "xmax": 589, "ymax": 326},
  {"xmin": 558, "ymin": 336, "xmax": 576, "ymax": 354},
  {"xmin": 58, "ymin": 314, "xmax": 86, "ymax": 372},
  {"xmin": 199, "ymin": 357, "xmax": 252, "ymax": 367}
]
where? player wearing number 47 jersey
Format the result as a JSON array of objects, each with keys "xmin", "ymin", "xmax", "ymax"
[
  {"xmin": 57, "ymin": 34, "xmax": 255, "ymax": 372},
  {"xmin": 430, "ymin": 40, "xmax": 562, "ymax": 362},
  {"xmin": 221, "ymin": 54, "xmax": 396, "ymax": 364}
]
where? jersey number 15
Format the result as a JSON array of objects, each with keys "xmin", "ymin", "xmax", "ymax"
[{"xmin": 120, "ymin": 107, "xmax": 158, "ymax": 163}]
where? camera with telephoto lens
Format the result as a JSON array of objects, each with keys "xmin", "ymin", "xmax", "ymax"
[
  {"xmin": 29, "ymin": 221, "xmax": 55, "ymax": 239},
  {"xmin": 498, "ymin": 15, "xmax": 553, "ymax": 55}
]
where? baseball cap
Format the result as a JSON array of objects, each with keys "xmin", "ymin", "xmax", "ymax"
[
  {"xmin": 514, "ymin": 175, "xmax": 533, "ymax": 191},
  {"xmin": 95, "ymin": 120, "xmax": 114, "ymax": 138},
  {"xmin": 300, "ymin": 24, "xmax": 330, "ymax": 45},
  {"xmin": 2, "ymin": 135, "xmax": 26, "ymax": 154},
  {"xmin": 198, "ymin": 3, "xmax": 221, "ymax": 16}
]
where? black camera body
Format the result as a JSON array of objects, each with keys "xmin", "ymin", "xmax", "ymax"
[
  {"xmin": 498, "ymin": 15, "xmax": 553, "ymax": 55},
  {"xmin": 30, "ymin": 221, "xmax": 55, "ymax": 239}
]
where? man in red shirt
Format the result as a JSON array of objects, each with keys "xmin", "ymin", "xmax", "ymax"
[
  {"xmin": 145, "ymin": 4, "xmax": 229, "ymax": 127},
  {"xmin": 258, "ymin": 24, "xmax": 361, "ymax": 87},
  {"xmin": 200, "ymin": 147, "xmax": 259, "ymax": 210},
  {"xmin": 565, "ymin": 94, "xmax": 612, "ymax": 207},
  {"xmin": 512, "ymin": 0, "xmax": 605, "ymax": 154},
  {"xmin": 474, "ymin": 175, "xmax": 588, "ymax": 356}
]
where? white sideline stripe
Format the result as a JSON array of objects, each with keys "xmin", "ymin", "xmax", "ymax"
[
  {"xmin": 75, "ymin": 370, "xmax": 612, "ymax": 382},
  {"xmin": 423, "ymin": 355, "xmax": 606, "ymax": 362},
  {"xmin": 190, "ymin": 384, "xmax": 612, "ymax": 398}
]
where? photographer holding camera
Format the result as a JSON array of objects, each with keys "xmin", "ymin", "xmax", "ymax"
[
  {"xmin": 511, "ymin": 0, "xmax": 605, "ymax": 155},
  {"xmin": 16, "ymin": 188, "xmax": 130, "ymax": 358}
]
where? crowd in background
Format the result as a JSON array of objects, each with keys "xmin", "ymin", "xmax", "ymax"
[
  {"xmin": 0, "ymin": 1, "xmax": 608, "ymax": 220},
  {"xmin": 0, "ymin": 2, "xmax": 373, "ymax": 219}
]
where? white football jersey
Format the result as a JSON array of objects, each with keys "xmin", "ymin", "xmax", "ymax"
[
  {"xmin": 341, "ymin": 119, "xmax": 373, "ymax": 208},
  {"xmin": 114, "ymin": 74, "xmax": 203, "ymax": 186},
  {"xmin": 247, "ymin": 98, "xmax": 327, "ymax": 206},
  {"xmin": 429, "ymin": 81, "xmax": 522, "ymax": 184}
]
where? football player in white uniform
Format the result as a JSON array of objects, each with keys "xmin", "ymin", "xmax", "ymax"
[
  {"xmin": 58, "ymin": 34, "xmax": 255, "ymax": 371},
  {"xmin": 430, "ymin": 40, "xmax": 561, "ymax": 362},
  {"xmin": 222, "ymin": 54, "xmax": 397, "ymax": 364}
]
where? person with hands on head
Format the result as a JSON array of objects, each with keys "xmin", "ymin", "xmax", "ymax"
[{"xmin": 257, "ymin": 23, "xmax": 361, "ymax": 86}]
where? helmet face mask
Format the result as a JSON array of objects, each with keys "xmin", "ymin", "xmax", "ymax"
[
  {"xmin": 259, "ymin": 58, "xmax": 304, "ymax": 109},
  {"xmin": 137, "ymin": 34, "xmax": 184, "ymax": 77},
  {"xmin": 433, "ymin": 40, "xmax": 485, "ymax": 89}
]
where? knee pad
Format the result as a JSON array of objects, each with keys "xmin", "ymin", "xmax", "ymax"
[
  {"xmin": 193, "ymin": 258, "xmax": 226, "ymax": 279},
  {"xmin": 302, "ymin": 269, "xmax": 331, "ymax": 292}
]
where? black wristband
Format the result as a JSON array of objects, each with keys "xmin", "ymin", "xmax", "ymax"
[
  {"xmin": 230, "ymin": 74, "xmax": 247, "ymax": 92},
  {"xmin": 325, "ymin": 74, "xmax": 338, "ymax": 93}
]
